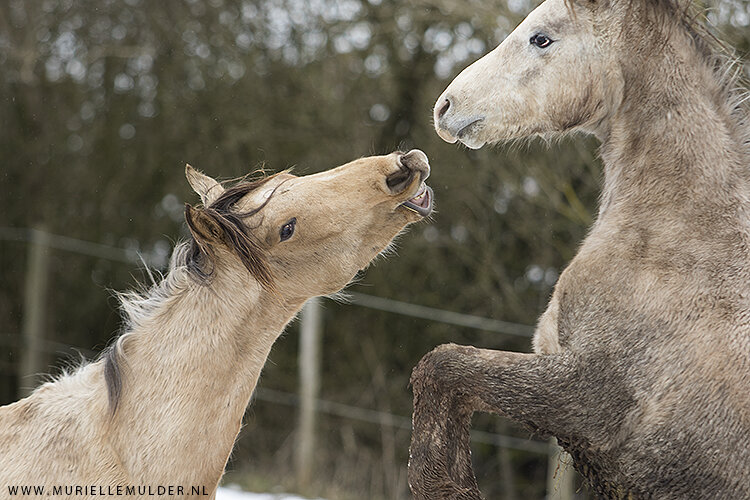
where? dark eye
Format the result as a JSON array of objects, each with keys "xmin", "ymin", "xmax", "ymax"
[
  {"xmin": 530, "ymin": 33, "xmax": 553, "ymax": 48},
  {"xmin": 279, "ymin": 218, "xmax": 296, "ymax": 242}
]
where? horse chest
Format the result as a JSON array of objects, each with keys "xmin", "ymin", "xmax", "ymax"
[{"xmin": 553, "ymin": 257, "xmax": 641, "ymax": 350}]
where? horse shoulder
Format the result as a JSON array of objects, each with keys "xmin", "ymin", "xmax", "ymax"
[{"xmin": 0, "ymin": 362, "xmax": 124, "ymax": 486}]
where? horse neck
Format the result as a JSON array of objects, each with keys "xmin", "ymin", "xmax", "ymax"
[
  {"xmin": 597, "ymin": 37, "xmax": 750, "ymax": 226},
  {"xmin": 108, "ymin": 258, "xmax": 302, "ymax": 488}
]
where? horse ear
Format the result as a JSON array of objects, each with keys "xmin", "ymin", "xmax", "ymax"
[
  {"xmin": 184, "ymin": 204, "xmax": 223, "ymax": 248},
  {"xmin": 185, "ymin": 164, "xmax": 223, "ymax": 206}
]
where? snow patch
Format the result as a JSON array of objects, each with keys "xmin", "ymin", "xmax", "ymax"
[{"xmin": 217, "ymin": 485, "xmax": 325, "ymax": 500}]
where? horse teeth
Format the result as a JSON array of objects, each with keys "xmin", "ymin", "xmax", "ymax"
[{"xmin": 411, "ymin": 186, "xmax": 426, "ymax": 201}]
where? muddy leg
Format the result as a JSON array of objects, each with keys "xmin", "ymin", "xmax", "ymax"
[
  {"xmin": 409, "ymin": 343, "xmax": 576, "ymax": 500},
  {"xmin": 408, "ymin": 348, "xmax": 481, "ymax": 500}
]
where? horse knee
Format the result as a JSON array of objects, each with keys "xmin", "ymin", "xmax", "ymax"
[{"xmin": 411, "ymin": 344, "xmax": 480, "ymax": 402}]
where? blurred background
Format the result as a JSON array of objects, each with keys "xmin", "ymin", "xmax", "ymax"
[{"xmin": 1, "ymin": 0, "xmax": 748, "ymax": 498}]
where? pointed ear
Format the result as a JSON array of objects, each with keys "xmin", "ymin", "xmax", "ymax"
[
  {"xmin": 185, "ymin": 164, "xmax": 223, "ymax": 206},
  {"xmin": 185, "ymin": 204, "xmax": 224, "ymax": 249}
]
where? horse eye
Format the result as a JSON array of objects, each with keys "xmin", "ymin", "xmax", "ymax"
[
  {"xmin": 279, "ymin": 218, "xmax": 296, "ymax": 242},
  {"xmin": 530, "ymin": 34, "xmax": 553, "ymax": 48}
]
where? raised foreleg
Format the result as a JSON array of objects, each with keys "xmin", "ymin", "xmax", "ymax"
[{"xmin": 408, "ymin": 343, "xmax": 583, "ymax": 500}]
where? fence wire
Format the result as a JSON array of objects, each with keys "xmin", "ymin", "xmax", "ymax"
[{"xmin": 0, "ymin": 227, "xmax": 549, "ymax": 458}]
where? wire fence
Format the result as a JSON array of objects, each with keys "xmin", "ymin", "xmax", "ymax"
[
  {"xmin": 0, "ymin": 227, "xmax": 571, "ymax": 497},
  {"xmin": 0, "ymin": 227, "xmax": 142, "ymax": 265},
  {"xmin": 0, "ymin": 326, "xmax": 548, "ymax": 456}
]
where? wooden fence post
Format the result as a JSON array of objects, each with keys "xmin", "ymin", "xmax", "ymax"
[
  {"xmin": 548, "ymin": 438, "xmax": 575, "ymax": 500},
  {"xmin": 296, "ymin": 297, "xmax": 323, "ymax": 491},
  {"xmin": 19, "ymin": 227, "xmax": 51, "ymax": 397}
]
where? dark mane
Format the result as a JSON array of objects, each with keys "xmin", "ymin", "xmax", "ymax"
[
  {"xmin": 103, "ymin": 171, "xmax": 287, "ymax": 416},
  {"xmin": 185, "ymin": 172, "xmax": 287, "ymax": 291}
]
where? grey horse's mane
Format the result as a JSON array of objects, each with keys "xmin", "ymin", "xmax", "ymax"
[{"xmin": 632, "ymin": 0, "xmax": 749, "ymax": 152}]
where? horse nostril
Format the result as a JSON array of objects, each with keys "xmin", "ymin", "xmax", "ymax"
[
  {"xmin": 436, "ymin": 97, "xmax": 451, "ymax": 120},
  {"xmin": 386, "ymin": 162, "xmax": 412, "ymax": 193}
]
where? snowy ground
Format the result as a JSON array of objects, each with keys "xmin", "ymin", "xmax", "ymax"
[{"xmin": 216, "ymin": 485, "xmax": 325, "ymax": 500}]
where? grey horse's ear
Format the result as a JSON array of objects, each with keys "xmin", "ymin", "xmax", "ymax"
[{"xmin": 185, "ymin": 164, "xmax": 223, "ymax": 206}]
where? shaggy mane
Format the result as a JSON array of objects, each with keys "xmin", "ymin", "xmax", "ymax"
[
  {"xmin": 634, "ymin": 0, "xmax": 750, "ymax": 152},
  {"xmin": 556, "ymin": 0, "xmax": 750, "ymax": 154},
  {"xmin": 186, "ymin": 173, "xmax": 288, "ymax": 290},
  {"xmin": 103, "ymin": 172, "xmax": 284, "ymax": 415}
]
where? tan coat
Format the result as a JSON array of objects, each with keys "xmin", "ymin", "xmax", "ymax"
[{"xmin": 0, "ymin": 150, "xmax": 432, "ymax": 499}]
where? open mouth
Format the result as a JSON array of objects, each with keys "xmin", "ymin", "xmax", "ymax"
[{"xmin": 401, "ymin": 182, "xmax": 434, "ymax": 217}]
